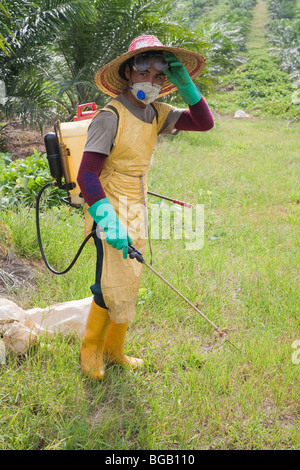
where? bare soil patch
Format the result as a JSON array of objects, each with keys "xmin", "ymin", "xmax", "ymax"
[
  {"xmin": 0, "ymin": 244, "xmax": 38, "ymax": 300},
  {"xmin": 1, "ymin": 121, "xmax": 51, "ymax": 160}
]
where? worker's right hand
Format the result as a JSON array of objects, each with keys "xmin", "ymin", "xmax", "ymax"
[
  {"xmin": 163, "ymin": 53, "xmax": 202, "ymax": 106},
  {"xmin": 88, "ymin": 198, "xmax": 132, "ymax": 259}
]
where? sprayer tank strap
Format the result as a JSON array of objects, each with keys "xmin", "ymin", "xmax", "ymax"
[{"xmin": 104, "ymin": 105, "xmax": 120, "ymax": 128}]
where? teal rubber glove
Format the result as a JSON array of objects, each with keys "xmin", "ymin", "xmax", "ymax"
[
  {"xmin": 164, "ymin": 54, "xmax": 202, "ymax": 105},
  {"xmin": 88, "ymin": 198, "xmax": 132, "ymax": 259}
]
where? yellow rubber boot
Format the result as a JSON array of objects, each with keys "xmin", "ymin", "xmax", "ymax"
[
  {"xmin": 80, "ymin": 299, "xmax": 111, "ymax": 380},
  {"xmin": 103, "ymin": 321, "xmax": 143, "ymax": 369}
]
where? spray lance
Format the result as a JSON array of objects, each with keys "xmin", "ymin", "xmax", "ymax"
[
  {"xmin": 128, "ymin": 246, "xmax": 226, "ymax": 338},
  {"xmin": 128, "ymin": 247, "xmax": 243, "ymax": 352}
]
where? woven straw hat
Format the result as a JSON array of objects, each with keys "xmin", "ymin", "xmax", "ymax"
[{"xmin": 94, "ymin": 35, "xmax": 206, "ymax": 98}]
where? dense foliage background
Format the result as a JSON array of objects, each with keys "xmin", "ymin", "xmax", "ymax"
[
  {"xmin": 0, "ymin": 0, "xmax": 208, "ymax": 127},
  {"xmin": 0, "ymin": 0, "xmax": 299, "ymax": 130}
]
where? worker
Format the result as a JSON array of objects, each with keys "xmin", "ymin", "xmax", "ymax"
[{"xmin": 77, "ymin": 35, "xmax": 214, "ymax": 380}]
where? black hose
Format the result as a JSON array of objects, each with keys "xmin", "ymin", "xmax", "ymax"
[{"xmin": 36, "ymin": 182, "xmax": 96, "ymax": 275}]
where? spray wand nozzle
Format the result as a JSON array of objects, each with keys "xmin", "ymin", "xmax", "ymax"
[{"xmin": 128, "ymin": 245, "xmax": 144, "ymax": 263}]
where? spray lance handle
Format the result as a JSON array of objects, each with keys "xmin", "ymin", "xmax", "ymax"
[{"xmin": 127, "ymin": 245, "xmax": 145, "ymax": 263}]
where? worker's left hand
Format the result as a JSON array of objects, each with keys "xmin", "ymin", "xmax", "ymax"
[{"xmin": 163, "ymin": 53, "xmax": 202, "ymax": 106}]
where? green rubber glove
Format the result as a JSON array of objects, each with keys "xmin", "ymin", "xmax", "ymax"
[
  {"xmin": 164, "ymin": 53, "xmax": 202, "ymax": 105},
  {"xmin": 88, "ymin": 198, "xmax": 132, "ymax": 259}
]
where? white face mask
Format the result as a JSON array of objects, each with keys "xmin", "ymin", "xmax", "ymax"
[{"xmin": 129, "ymin": 82, "xmax": 162, "ymax": 104}]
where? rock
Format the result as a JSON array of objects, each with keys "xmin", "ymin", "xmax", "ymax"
[{"xmin": 234, "ymin": 109, "xmax": 250, "ymax": 119}]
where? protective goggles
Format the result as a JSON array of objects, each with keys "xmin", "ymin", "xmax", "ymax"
[{"xmin": 132, "ymin": 53, "xmax": 168, "ymax": 72}]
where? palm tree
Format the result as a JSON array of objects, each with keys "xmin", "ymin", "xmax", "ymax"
[
  {"xmin": 0, "ymin": 0, "xmax": 15, "ymax": 55},
  {"xmin": 0, "ymin": 0, "xmax": 96, "ymax": 127},
  {"xmin": 0, "ymin": 0, "xmax": 209, "ymax": 128}
]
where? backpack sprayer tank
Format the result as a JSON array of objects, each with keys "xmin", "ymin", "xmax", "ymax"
[
  {"xmin": 44, "ymin": 102, "xmax": 97, "ymax": 206},
  {"xmin": 37, "ymin": 103, "xmax": 98, "ymax": 275}
]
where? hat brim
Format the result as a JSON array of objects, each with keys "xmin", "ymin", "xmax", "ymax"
[{"xmin": 94, "ymin": 46, "xmax": 206, "ymax": 98}]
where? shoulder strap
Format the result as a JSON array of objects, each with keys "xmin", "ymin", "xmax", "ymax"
[
  {"xmin": 104, "ymin": 104, "xmax": 120, "ymax": 129},
  {"xmin": 150, "ymin": 103, "xmax": 159, "ymax": 123},
  {"xmin": 92, "ymin": 104, "xmax": 119, "ymax": 139}
]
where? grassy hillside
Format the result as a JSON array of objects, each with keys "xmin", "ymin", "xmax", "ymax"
[{"xmin": 209, "ymin": 0, "xmax": 299, "ymax": 119}]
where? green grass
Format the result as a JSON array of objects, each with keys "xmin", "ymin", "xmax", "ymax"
[
  {"xmin": 209, "ymin": 47, "xmax": 298, "ymax": 118},
  {"xmin": 1, "ymin": 116, "xmax": 299, "ymax": 450},
  {"xmin": 246, "ymin": 0, "xmax": 268, "ymax": 50}
]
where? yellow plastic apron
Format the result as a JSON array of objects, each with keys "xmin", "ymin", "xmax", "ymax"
[{"xmin": 84, "ymin": 99, "xmax": 172, "ymax": 323}]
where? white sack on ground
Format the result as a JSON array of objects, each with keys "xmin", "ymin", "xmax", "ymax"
[
  {"xmin": 0, "ymin": 298, "xmax": 27, "ymax": 328},
  {"xmin": 3, "ymin": 322, "xmax": 38, "ymax": 356},
  {"xmin": 0, "ymin": 296, "xmax": 92, "ymax": 355}
]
